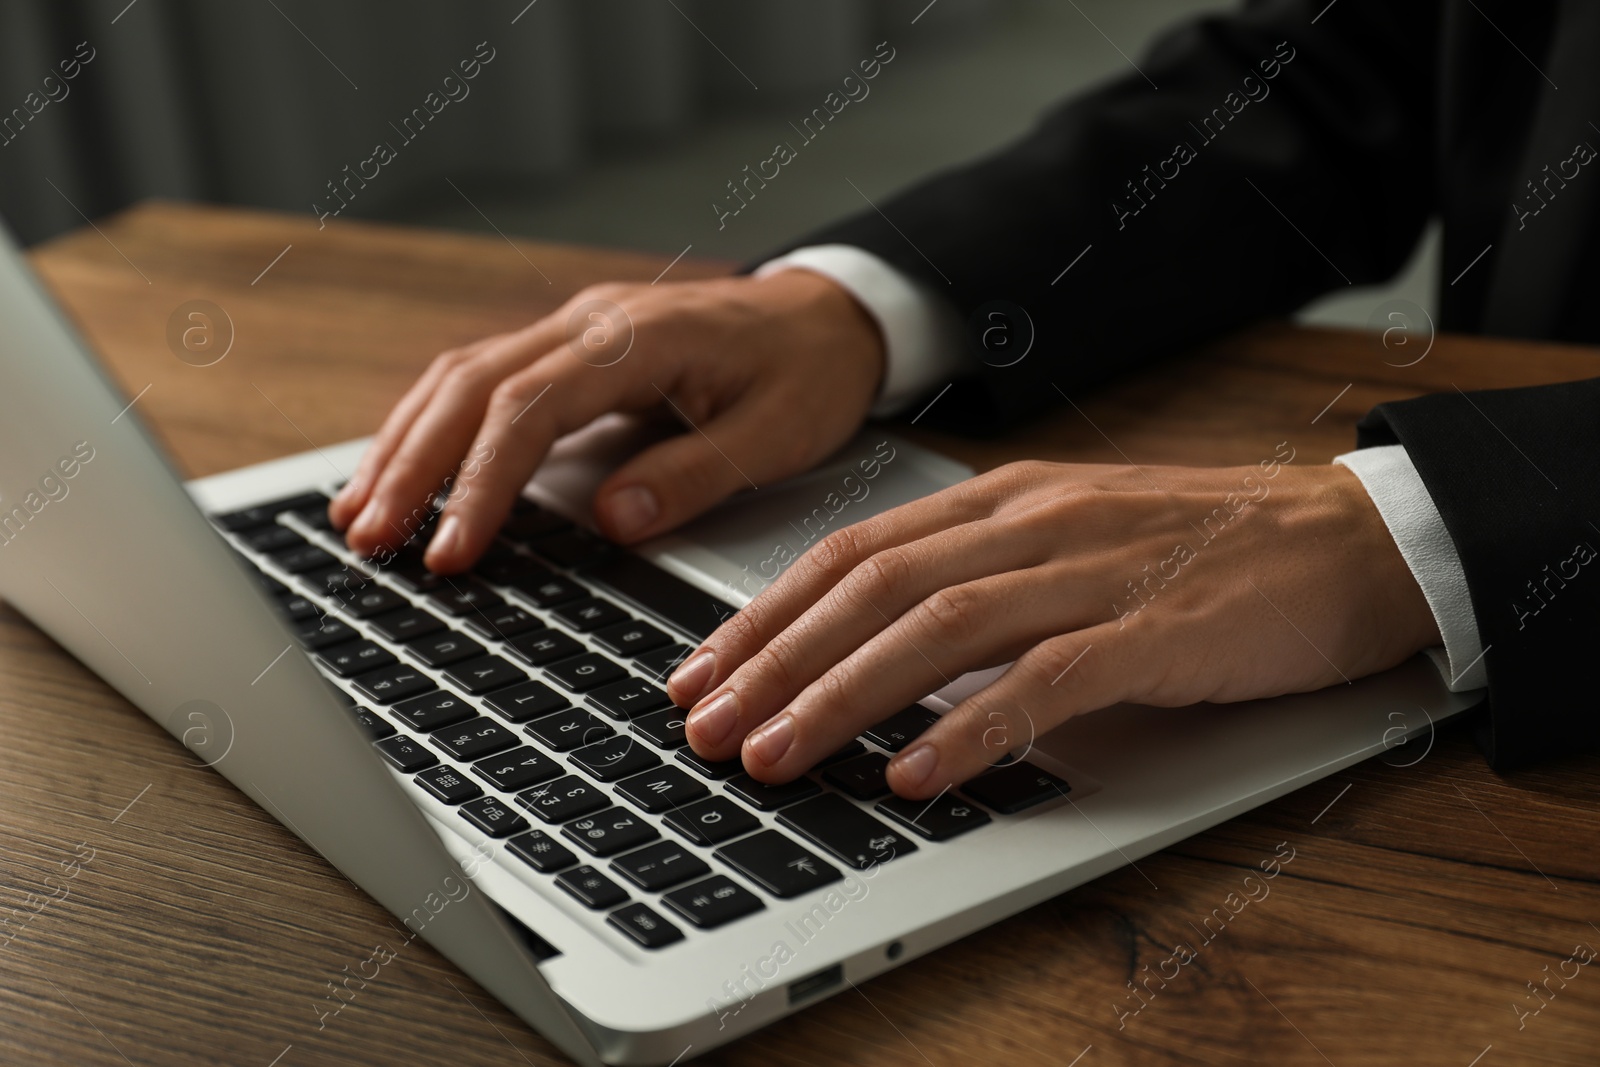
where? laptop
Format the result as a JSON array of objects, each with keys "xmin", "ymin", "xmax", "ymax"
[{"xmin": 0, "ymin": 221, "xmax": 1480, "ymax": 1065}]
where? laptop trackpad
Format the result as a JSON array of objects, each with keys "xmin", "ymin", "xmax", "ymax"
[{"xmin": 527, "ymin": 413, "xmax": 975, "ymax": 611}]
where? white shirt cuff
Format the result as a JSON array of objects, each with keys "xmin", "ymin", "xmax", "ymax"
[
  {"xmin": 1334, "ymin": 444, "xmax": 1487, "ymax": 691},
  {"xmin": 754, "ymin": 245, "xmax": 968, "ymax": 417}
]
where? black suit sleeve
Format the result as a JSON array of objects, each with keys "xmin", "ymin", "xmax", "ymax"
[
  {"xmin": 766, "ymin": 0, "xmax": 1441, "ymax": 432},
  {"xmin": 1357, "ymin": 381, "xmax": 1600, "ymax": 770}
]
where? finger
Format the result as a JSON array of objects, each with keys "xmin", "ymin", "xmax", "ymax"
[
  {"xmin": 423, "ymin": 338, "xmax": 666, "ymax": 572},
  {"xmin": 683, "ymin": 518, "xmax": 1048, "ymax": 759},
  {"xmin": 344, "ymin": 323, "xmax": 561, "ymax": 558},
  {"xmin": 731, "ymin": 565, "xmax": 1107, "ymax": 777},
  {"xmin": 591, "ymin": 391, "xmax": 808, "ymax": 545},
  {"xmin": 886, "ymin": 623, "xmax": 1131, "ymax": 798},
  {"xmin": 665, "ymin": 478, "xmax": 997, "ymax": 707},
  {"xmin": 329, "ymin": 334, "xmax": 506, "ymax": 528}
]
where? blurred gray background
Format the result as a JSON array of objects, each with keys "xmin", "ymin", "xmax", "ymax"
[{"xmin": 0, "ymin": 0, "xmax": 1433, "ymax": 326}]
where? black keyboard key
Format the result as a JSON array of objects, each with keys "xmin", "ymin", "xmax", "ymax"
[
  {"xmin": 241, "ymin": 524, "xmax": 304, "ymax": 553},
  {"xmin": 715, "ymin": 830, "xmax": 841, "ymax": 899},
  {"xmin": 473, "ymin": 555, "xmax": 541, "ymax": 588},
  {"xmin": 609, "ymin": 841, "xmax": 709, "ymax": 892},
  {"xmin": 385, "ymin": 560, "xmax": 444, "ymax": 594},
  {"xmin": 390, "ymin": 690, "xmax": 474, "ymax": 732},
  {"xmin": 862, "ymin": 704, "xmax": 941, "ymax": 753},
  {"xmin": 367, "ymin": 607, "xmax": 446, "ymax": 643},
  {"xmin": 351, "ymin": 665, "xmax": 436, "ymax": 705},
  {"xmin": 414, "ymin": 765, "xmax": 483, "ymax": 804},
  {"xmin": 555, "ymin": 865, "xmax": 628, "ymax": 909},
  {"xmin": 551, "ymin": 597, "xmax": 629, "ymax": 633},
  {"xmin": 822, "ymin": 752, "xmax": 891, "ymax": 800},
  {"xmin": 544, "ymin": 653, "xmax": 626, "ymax": 693},
  {"xmin": 517, "ymin": 775, "xmax": 609, "ymax": 823},
  {"xmin": 471, "ymin": 539, "xmax": 530, "ymax": 574},
  {"xmin": 405, "ymin": 631, "xmax": 486, "ymax": 668},
  {"xmin": 819, "ymin": 740, "xmax": 867, "ymax": 766},
  {"xmin": 462, "ymin": 606, "xmax": 544, "ymax": 641},
  {"xmin": 294, "ymin": 616, "xmax": 358, "ymax": 650},
  {"xmin": 304, "ymin": 565, "xmax": 371, "ymax": 598},
  {"xmin": 530, "ymin": 528, "xmax": 613, "ymax": 568},
  {"xmin": 586, "ymin": 678, "xmax": 671, "ymax": 720},
  {"xmin": 270, "ymin": 544, "xmax": 338, "ymax": 574},
  {"xmin": 374, "ymin": 735, "xmax": 438, "ymax": 773},
  {"xmin": 629, "ymin": 708, "xmax": 688, "ymax": 749},
  {"xmin": 442, "ymin": 654, "xmax": 528, "ymax": 695},
  {"xmin": 613, "ymin": 766, "xmax": 709, "ymax": 814},
  {"xmin": 290, "ymin": 497, "xmax": 335, "ymax": 531},
  {"xmin": 215, "ymin": 492, "xmax": 329, "ymax": 531},
  {"xmin": 663, "ymin": 796, "xmax": 760, "ymax": 846},
  {"xmin": 877, "ymin": 792, "xmax": 992, "ymax": 841},
  {"xmin": 607, "ymin": 903, "xmax": 683, "ymax": 949},
  {"xmin": 255, "ymin": 570, "xmax": 290, "ymax": 597},
  {"xmin": 482, "ymin": 680, "xmax": 569, "ymax": 723},
  {"xmin": 472, "ymin": 746, "xmax": 562, "ymax": 792},
  {"xmin": 349, "ymin": 706, "xmax": 395, "ymax": 740},
  {"xmin": 524, "ymin": 707, "xmax": 613, "ymax": 752},
  {"xmin": 506, "ymin": 570, "xmax": 587, "ymax": 608},
  {"xmin": 569, "ymin": 736, "xmax": 661, "ymax": 782},
  {"xmin": 503, "ymin": 630, "xmax": 584, "ymax": 667},
  {"xmin": 276, "ymin": 593, "xmax": 322, "ymax": 622},
  {"xmin": 959, "ymin": 762, "xmax": 1070, "ymax": 814},
  {"xmin": 324, "ymin": 685, "xmax": 356, "ymax": 707},
  {"xmin": 561, "ymin": 806, "xmax": 659, "ymax": 857},
  {"xmin": 506, "ymin": 830, "xmax": 576, "ymax": 873},
  {"xmin": 583, "ymin": 553, "xmax": 738, "ymax": 642},
  {"xmin": 592, "ymin": 621, "xmax": 670, "ymax": 658},
  {"xmin": 431, "ymin": 717, "xmax": 520, "ymax": 761},
  {"xmin": 633, "ymin": 643, "xmax": 694, "ymax": 683},
  {"xmin": 725, "ymin": 773, "xmax": 821, "ymax": 812},
  {"xmin": 778, "ymin": 794, "xmax": 918, "ymax": 870},
  {"xmin": 425, "ymin": 584, "xmax": 506, "ymax": 618},
  {"xmin": 675, "ymin": 749, "xmax": 744, "ymax": 780},
  {"xmin": 660, "ymin": 875, "xmax": 765, "ymax": 930},
  {"xmin": 458, "ymin": 795, "xmax": 529, "ymax": 838},
  {"xmin": 341, "ymin": 586, "xmax": 409, "ymax": 620},
  {"xmin": 316, "ymin": 640, "xmax": 397, "ymax": 678},
  {"xmin": 504, "ymin": 504, "xmax": 572, "ymax": 542}
]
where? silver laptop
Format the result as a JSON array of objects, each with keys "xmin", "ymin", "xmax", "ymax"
[{"xmin": 0, "ymin": 222, "xmax": 1479, "ymax": 1065}]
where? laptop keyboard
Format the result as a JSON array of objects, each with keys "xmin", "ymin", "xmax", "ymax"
[{"xmin": 210, "ymin": 489, "xmax": 1070, "ymax": 951}]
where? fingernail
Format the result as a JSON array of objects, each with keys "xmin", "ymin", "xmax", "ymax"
[
  {"xmin": 747, "ymin": 714, "xmax": 793, "ymax": 767},
  {"xmin": 333, "ymin": 476, "xmax": 362, "ymax": 507},
  {"xmin": 426, "ymin": 514, "xmax": 460, "ymax": 566},
  {"xmin": 348, "ymin": 501, "xmax": 378, "ymax": 542},
  {"xmin": 602, "ymin": 485, "xmax": 658, "ymax": 540},
  {"xmin": 893, "ymin": 744, "xmax": 939, "ymax": 791},
  {"xmin": 669, "ymin": 650, "xmax": 715, "ymax": 704},
  {"xmin": 687, "ymin": 691, "xmax": 738, "ymax": 747}
]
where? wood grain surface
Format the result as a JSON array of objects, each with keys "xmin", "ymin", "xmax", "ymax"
[{"xmin": 2, "ymin": 201, "xmax": 1596, "ymax": 1067}]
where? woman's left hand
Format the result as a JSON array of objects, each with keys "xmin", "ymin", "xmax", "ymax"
[{"xmin": 666, "ymin": 453, "xmax": 1441, "ymax": 798}]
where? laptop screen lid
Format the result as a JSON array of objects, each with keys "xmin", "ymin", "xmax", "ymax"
[{"xmin": 0, "ymin": 221, "xmax": 606, "ymax": 1067}]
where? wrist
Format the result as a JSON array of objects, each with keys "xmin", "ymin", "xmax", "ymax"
[
  {"xmin": 1326, "ymin": 463, "xmax": 1443, "ymax": 655},
  {"xmin": 749, "ymin": 267, "xmax": 887, "ymax": 401}
]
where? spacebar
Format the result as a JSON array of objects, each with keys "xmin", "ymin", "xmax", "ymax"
[{"xmin": 580, "ymin": 553, "xmax": 737, "ymax": 642}]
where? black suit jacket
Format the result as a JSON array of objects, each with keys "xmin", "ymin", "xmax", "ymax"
[{"xmin": 773, "ymin": 0, "xmax": 1600, "ymax": 770}]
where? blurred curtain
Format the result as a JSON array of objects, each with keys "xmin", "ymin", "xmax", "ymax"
[{"xmin": 0, "ymin": 0, "xmax": 994, "ymax": 244}]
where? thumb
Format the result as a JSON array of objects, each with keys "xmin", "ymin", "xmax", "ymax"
[{"xmin": 593, "ymin": 399, "xmax": 796, "ymax": 543}]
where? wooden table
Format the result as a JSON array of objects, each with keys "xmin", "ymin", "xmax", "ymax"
[{"xmin": 5, "ymin": 201, "xmax": 1597, "ymax": 1066}]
